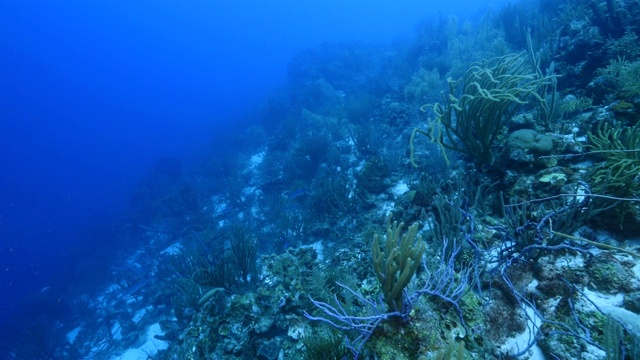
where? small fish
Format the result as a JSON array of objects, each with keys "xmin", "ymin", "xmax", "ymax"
[
  {"xmin": 37, "ymin": 286, "xmax": 51, "ymax": 295},
  {"xmin": 287, "ymin": 188, "xmax": 308, "ymax": 200},
  {"xmin": 119, "ymin": 279, "xmax": 151, "ymax": 299}
]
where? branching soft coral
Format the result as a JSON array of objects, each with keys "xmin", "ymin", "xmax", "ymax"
[{"xmin": 372, "ymin": 221, "xmax": 425, "ymax": 312}]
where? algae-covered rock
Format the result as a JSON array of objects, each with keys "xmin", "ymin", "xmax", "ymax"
[
  {"xmin": 624, "ymin": 291, "xmax": 640, "ymax": 313},
  {"xmin": 358, "ymin": 156, "xmax": 391, "ymax": 194},
  {"xmin": 507, "ymin": 129, "xmax": 554, "ymax": 154},
  {"xmin": 539, "ymin": 172, "xmax": 567, "ymax": 187},
  {"xmin": 586, "ymin": 252, "xmax": 635, "ymax": 293},
  {"xmin": 257, "ymin": 339, "xmax": 280, "ymax": 360}
]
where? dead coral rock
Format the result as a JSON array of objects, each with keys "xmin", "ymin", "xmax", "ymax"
[{"xmin": 586, "ymin": 252, "xmax": 637, "ymax": 293}]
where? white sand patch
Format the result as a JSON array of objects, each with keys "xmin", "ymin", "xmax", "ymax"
[
  {"xmin": 132, "ymin": 308, "xmax": 147, "ymax": 323},
  {"xmin": 249, "ymin": 151, "xmax": 265, "ymax": 170},
  {"xmin": 554, "ymin": 253, "xmax": 585, "ymax": 268},
  {"xmin": 390, "ymin": 181, "xmax": 409, "ymax": 196},
  {"xmin": 526, "ymin": 279, "xmax": 539, "ymax": 293},
  {"xmin": 243, "ymin": 186, "xmax": 259, "ymax": 200},
  {"xmin": 499, "ymin": 280, "xmax": 545, "ymax": 359},
  {"xmin": 574, "ymin": 160, "xmax": 593, "ymax": 171},
  {"xmin": 580, "ymin": 288, "xmax": 640, "ymax": 335},
  {"xmin": 105, "ymin": 284, "xmax": 121, "ymax": 293},
  {"xmin": 210, "ymin": 196, "xmax": 229, "ymax": 215},
  {"xmin": 111, "ymin": 322, "xmax": 122, "ymax": 341},
  {"xmin": 160, "ymin": 242, "xmax": 182, "ymax": 256},
  {"xmin": 110, "ymin": 323, "xmax": 167, "ymax": 360},
  {"xmin": 484, "ymin": 241, "xmax": 514, "ymax": 272},
  {"xmin": 302, "ymin": 241, "xmax": 324, "ymax": 261},
  {"xmin": 66, "ymin": 326, "xmax": 81, "ymax": 344},
  {"xmin": 499, "ymin": 306, "xmax": 545, "ymax": 359},
  {"xmin": 378, "ymin": 201, "xmax": 395, "ymax": 217},
  {"xmin": 580, "ymin": 288, "xmax": 624, "ymax": 309}
]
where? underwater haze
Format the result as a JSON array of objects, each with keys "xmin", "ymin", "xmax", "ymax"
[
  {"xmin": 6, "ymin": 0, "xmax": 599, "ymax": 358},
  {"xmin": 0, "ymin": 0, "xmax": 499, "ymax": 341}
]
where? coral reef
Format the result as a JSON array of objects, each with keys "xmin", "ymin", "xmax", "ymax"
[{"xmin": 18, "ymin": 1, "xmax": 640, "ymax": 359}]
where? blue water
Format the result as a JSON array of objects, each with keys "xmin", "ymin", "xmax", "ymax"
[{"xmin": 0, "ymin": 0, "xmax": 506, "ymax": 351}]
